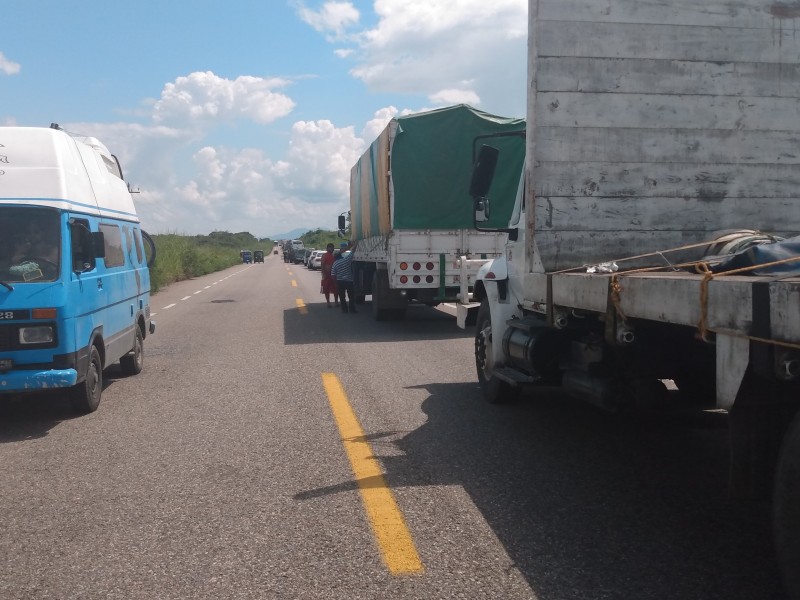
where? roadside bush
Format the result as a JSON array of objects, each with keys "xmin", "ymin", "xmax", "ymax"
[{"xmin": 149, "ymin": 232, "xmax": 271, "ymax": 292}]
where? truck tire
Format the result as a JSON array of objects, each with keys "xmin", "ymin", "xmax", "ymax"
[
  {"xmin": 372, "ymin": 271, "xmax": 406, "ymax": 321},
  {"xmin": 70, "ymin": 345, "xmax": 103, "ymax": 414},
  {"xmin": 120, "ymin": 326, "xmax": 144, "ymax": 376},
  {"xmin": 774, "ymin": 410, "xmax": 800, "ymax": 600},
  {"xmin": 372, "ymin": 271, "xmax": 388, "ymax": 321},
  {"xmin": 474, "ymin": 299, "xmax": 516, "ymax": 404}
]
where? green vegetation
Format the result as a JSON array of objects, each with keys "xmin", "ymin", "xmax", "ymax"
[
  {"xmin": 298, "ymin": 228, "xmax": 342, "ymax": 250},
  {"xmin": 148, "ymin": 228, "xmax": 349, "ymax": 293},
  {"xmin": 150, "ymin": 231, "xmax": 273, "ymax": 292}
]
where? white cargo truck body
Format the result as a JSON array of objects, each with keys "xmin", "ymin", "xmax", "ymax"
[{"xmin": 465, "ymin": 1, "xmax": 800, "ymax": 595}]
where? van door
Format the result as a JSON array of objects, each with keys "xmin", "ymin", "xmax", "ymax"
[
  {"xmin": 67, "ymin": 217, "xmax": 102, "ymax": 371},
  {"xmin": 97, "ymin": 222, "xmax": 137, "ymax": 363}
]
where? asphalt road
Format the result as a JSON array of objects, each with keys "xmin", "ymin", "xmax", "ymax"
[{"xmin": 0, "ymin": 253, "xmax": 789, "ymax": 599}]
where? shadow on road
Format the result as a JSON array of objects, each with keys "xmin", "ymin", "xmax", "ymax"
[
  {"xmin": 0, "ymin": 371, "xmax": 120, "ymax": 442},
  {"xmin": 296, "ymin": 381, "xmax": 787, "ymax": 600},
  {"xmin": 282, "ymin": 300, "xmax": 473, "ymax": 346}
]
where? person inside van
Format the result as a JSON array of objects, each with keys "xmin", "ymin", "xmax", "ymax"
[{"xmin": 9, "ymin": 218, "xmax": 60, "ymax": 278}]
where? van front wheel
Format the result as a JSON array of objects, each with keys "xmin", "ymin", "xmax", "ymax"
[
  {"xmin": 120, "ymin": 326, "xmax": 144, "ymax": 376},
  {"xmin": 70, "ymin": 346, "xmax": 103, "ymax": 413}
]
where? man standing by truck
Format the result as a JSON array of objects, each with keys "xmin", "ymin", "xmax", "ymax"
[{"xmin": 331, "ymin": 242, "xmax": 356, "ymax": 314}]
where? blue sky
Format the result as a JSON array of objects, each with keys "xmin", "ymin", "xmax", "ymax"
[{"xmin": 1, "ymin": 1, "xmax": 527, "ymax": 238}]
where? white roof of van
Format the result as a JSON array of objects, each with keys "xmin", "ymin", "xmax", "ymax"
[{"xmin": 0, "ymin": 126, "xmax": 139, "ymax": 222}]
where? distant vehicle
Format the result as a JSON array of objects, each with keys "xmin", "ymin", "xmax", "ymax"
[
  {"xmin": 308, "ymin": 250, "xmax": 325, "ymax": 270},
  {"xmin": 303, "ymin": 248, "xmax": 316, "ymax": 267},
  {"xmin": 241, "ymin": 250, "xmax": 252, "ymax": 264},
  {"xmin": 273, "ymin": 249, "xmax": 278, "ymax": 255},
  {"xmin": 286, "ymin": 240, "xmax": 305, "ymax": 264},
  {"xmin": 253, "ymin": 250, "xmax": 264, "ymax": 263}
]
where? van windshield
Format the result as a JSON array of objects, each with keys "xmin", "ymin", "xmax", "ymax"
[{"xmin": 0, "ymin": 207, "xmax": 61, "ymax": 283}]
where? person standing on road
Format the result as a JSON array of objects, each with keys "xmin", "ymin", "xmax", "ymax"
[
  {"xmin": 320, "ymin": 243, "xmax": 338, "ymax": 308},
  {"xmin": 331, "ymin": 242, "xmax": 356, "ymax": 314}
]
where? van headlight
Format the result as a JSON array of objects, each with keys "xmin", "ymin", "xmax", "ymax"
[{"xmin": 19, "ymin": 325, "xmax": 55, "ymax": 344}]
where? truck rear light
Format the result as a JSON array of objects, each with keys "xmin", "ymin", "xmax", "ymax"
[
  {"xmin": 412, "ymin": 262, "xmax": 421, "ymax": 271},
  {"xmin": 426, "ymin": 262, "xmax": 434, "ymax": 270},
  {"xmin": 413, "ymin": 276, "xmax": 420, "ymax": 283},
  {"xmin": 400, "ymin": 262, "xmax": 408, "ymax": 270},
  {"xmin": 426, "ymin": 276, "xmax": 434, "ymax": 283},
  {"xmin": 400, "ymin": 275, "xmax": 408, "ymax": 284}
]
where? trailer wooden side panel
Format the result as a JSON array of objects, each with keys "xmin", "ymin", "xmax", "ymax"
[{"xmin": 528, "ymin": 0, "xmax": 800, "ymax": 271}]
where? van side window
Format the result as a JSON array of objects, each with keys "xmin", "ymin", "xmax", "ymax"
[
  {"xmin": 133, "ymin": 228, "xmax": 144, "ymax": 264},
  {"xmin": 122, "ymin": 226, "xmax": 132, "ymax": 261},
  {"xmin": 99, "ymin": 224, "xmax": 125, "ymax": 267},
  {"xmin": 69, "ymin": 219, "xmax": 96, "ymax": 272}
]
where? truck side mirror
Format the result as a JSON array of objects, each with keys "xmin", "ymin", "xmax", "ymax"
[
  {"xmin": 92, "ymin": 232, "xmax": 106, "ymax": 259},
  {"xmin": 469, "ymin": 145, "xmax": 499, "ymax": 199},
  {"xmin": 474, "ymin": 198, "xmax": 491, "ymax": 222},
  {"xmin": 338, "ymin": 215, "xmax": 346, "ymax": 231}
]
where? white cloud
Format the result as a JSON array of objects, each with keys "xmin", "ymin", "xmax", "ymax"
[
  {"xmin": 362, "ymin": 105, "xmax": 397, "ymax": 141},
  {"xmin": 69, "ymin": 113, "xmax": 369, "ymax": 236},
  {"xmin": 279, "ymin": 119, "xmax": 365, "ymax": 202},
  {"xmin": 297, "ymin": 1, "xmax": 360, "ymax": 39},
  {"xmin": 337, "ymin": 0, "xmax": 527, "ymax": 117},
  {"xmin": 152, "ymin": 71, "xmax": 296, "ymax": 126},
  {"xmin": 429, "ymin": 88, "xmax": 481, "ymax": 106},
  {"xmin": 0, "ymin": 52, "xmax": 21, "ymax": 75}
]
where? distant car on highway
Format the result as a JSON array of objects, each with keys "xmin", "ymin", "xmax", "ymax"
[{"xmin": 308, "ymin": 250, "xmax": 324, "ymax": 270}]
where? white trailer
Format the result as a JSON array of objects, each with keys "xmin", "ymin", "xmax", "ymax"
[{"xmin": 464, "ymin": 1, "xmax": 800, "ymax": 595}]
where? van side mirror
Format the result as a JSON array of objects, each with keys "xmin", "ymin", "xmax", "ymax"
[
  {"xmin": 338, "ymin": 215, "xmax": 346, "ymax": 231},
  {"xmin": 92, "ymin": 232, "xmax": 106, "ymax": 259}
]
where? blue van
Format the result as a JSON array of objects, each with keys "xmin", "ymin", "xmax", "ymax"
[{"xmin": 0, "ymin": 125, "xmax": 155, "ymax": 413}]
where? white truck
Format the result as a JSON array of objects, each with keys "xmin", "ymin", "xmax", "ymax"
[
  {"xmin": 343, "ymin": 104, "xmax": 525, "ymax": 320},
  {"xmin": 464, "ymin": 0, "xmax": 800, "ymax": 595}
]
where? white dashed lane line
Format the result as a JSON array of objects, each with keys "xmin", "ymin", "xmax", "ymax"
[{"xmin": 153, "ymin": 267, "xmax": 251, "ymax": 315}]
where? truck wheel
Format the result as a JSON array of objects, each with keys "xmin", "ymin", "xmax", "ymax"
[
  {"xmin": 70, "ymin": 345, "xmax": 103, "ymax": 414},
  {"xmin": 474, "ymin": 299, "xmax": 516, "ymax": 404},
  {"xmin": 774, "ymin": 410, "xmax": 800, "ymax": 599},
  {"xmin": 120, "ymin": 326, "xmax": 144, "ymax": 376}
]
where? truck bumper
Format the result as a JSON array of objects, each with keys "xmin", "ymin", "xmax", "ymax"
[{"xmin": 0, "ymin": 368, "xmax": 78, "ymax": 392}]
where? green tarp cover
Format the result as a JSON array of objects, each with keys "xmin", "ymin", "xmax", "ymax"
[{"xmin": 352, "ymin": 104, "xmax": 525, "ymax": 236}]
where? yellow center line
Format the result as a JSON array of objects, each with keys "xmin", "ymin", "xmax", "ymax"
[
  {"xmin": 296, "ymin": 299, "xmax": 308, "ymax": 314},
  {"xmin": 321, "ymin": 372, "xmax": 424, "ymax": 575},
  {"xmin": 291, "ymin": 280, "xmax": 298, "ymax": 287}
]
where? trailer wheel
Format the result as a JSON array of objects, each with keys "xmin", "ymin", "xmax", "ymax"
[
  {"xmin": 70, "ymin": 345, "xmax": 103, "ymax": 414},
  {"xmin": 120, "ymin": 325, "xmax": 144, "ymax": 376},
  {"xmin": 475, "ymin": 299, "xmax": 516, "ymax": 404},
  {"xmin": 774, "ymin": 410, "xmax": 800, "ymax": 599}
]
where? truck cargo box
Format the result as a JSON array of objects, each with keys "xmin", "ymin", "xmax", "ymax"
[
  {"xmin": 528, "ymin": 0, "xmax": 800, "ymax": 271},
  {"xmin": 350, "ymin": 104, "xmax": 524, "ymax": 239}
]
